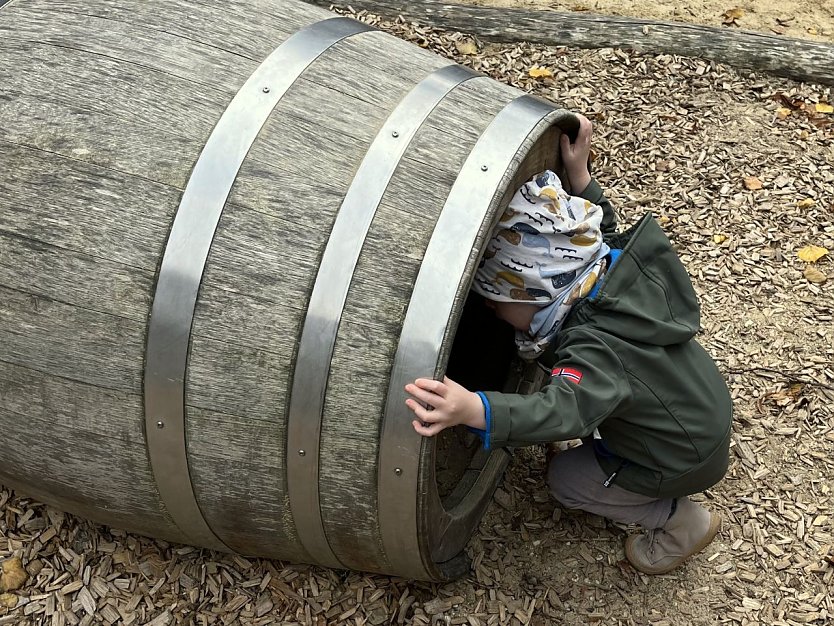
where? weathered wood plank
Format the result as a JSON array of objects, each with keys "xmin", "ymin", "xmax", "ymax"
[
  {"xmin": 0, "ymin": 7, "xmax": 252, "ymax": 89},
  {"xmin": 0, "ymin": 361, "xmax": 185, "ymax": 541},
  {"xmin": 0, "ymin": 41, "xmax": 231, "ymax": 139},
  {"xmin": 299, "ymin": 30, "xmax": 449, "ymax": 107},
  {"xmin": 0, "ymin": 231, "xmax": 154, "ymax": 321},
  {"xmin": 186, "ymin": 406, "xmax": 310, "ymax": 562},
  {"xmin": 0, "ymin": 285, "xmax": 145, "ymax": 392},
  {"xmin": 11, "ymin": 0, "xmax": 332, "ymax": 60},
  {"xmin": 0, "ymin": 93, "xmax": 209, "ymax": 189},
  {"xmin": 306, "ymin": 0, "xmax": 834, "ymax": 86},
  {"xmin": 186, "ymin": 335, "xmax": 294, "ymax": 421},
  {"xmin": 317, "ymin": 436, "xmax": 389, "ymax": 572},
  {"xmin": 0, "ymin": 142, "xmax": 178, "ymax": 269}
]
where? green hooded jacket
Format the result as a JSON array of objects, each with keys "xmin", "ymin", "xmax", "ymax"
[{"xmin": 482, "ymin": 180, "xmax": 732, "ymax": 499}]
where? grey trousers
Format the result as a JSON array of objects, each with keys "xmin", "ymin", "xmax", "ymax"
[{"xmin": 547, "ymin": 443, "xmax": 673, "ymax": 530}]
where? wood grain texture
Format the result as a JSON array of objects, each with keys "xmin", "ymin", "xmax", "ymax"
[
  {"xmin": 0, "ymin": 361, "xmax": 186, "ymax": 542},
  {"xmin": 0, "ymin": 11, "xmax": 247, "ymax": 94},
  {"xmin": 0, "ymin": 285, "xmax": 145, "ymax": 392},
  {"xmin": 306, "ymin": 0, "xmax": 834, "ymax": 86},
  {"xmin": 5, "ymin": 0, "xmax": 330, "ymax": 61},
  {"xmin": 0, "ymin": 231, "xmax": 154, "ymax": 321},
  {"xmin": 0, "ymin": 142, "xmax": 179, "ymax": 269}
]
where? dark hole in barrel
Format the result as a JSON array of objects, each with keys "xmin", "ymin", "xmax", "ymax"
[{"xmin": 435, "ymin": 290, "xmax": 517, "ymax": 500}]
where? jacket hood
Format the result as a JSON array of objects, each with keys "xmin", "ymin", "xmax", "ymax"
[{"xmin": 568, "ymin": 214, "xmax": 701, "ymax": 346}]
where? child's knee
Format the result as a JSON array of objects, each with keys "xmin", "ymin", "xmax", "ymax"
[{"xmin": 547, "ymin": 457, "xmax": 585, "ymax": 509}]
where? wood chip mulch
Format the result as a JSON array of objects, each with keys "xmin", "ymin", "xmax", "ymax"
[{"xmin": 2, "ymin": 6, "xmax": 833, "ymax": 625}]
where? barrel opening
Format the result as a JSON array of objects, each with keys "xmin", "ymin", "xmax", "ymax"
[
  {"xmin": 421, "ymin": 113, "xmax": 577, "ymax": 579},
  {"xmin": 436, "ymin": 291, "xmax": 517, "ymax": 499},
  {"xmin": 433, "ymin": 118, "xmax": 569, "ymax": 503}
]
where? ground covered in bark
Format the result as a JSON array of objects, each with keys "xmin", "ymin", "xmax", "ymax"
[{"xmin": 2, "ymin": 6, "xmax": 833, "ymax": 626}]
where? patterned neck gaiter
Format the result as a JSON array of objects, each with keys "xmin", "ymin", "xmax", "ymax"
[{"xmin": 472, "ymin": 170, "xmax": 609, "ymax": 359}]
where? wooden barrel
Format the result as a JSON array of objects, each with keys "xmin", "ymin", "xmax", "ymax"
[{"xmin": 0, "ymin": 0, "xmax": 575, "ymax": 579}]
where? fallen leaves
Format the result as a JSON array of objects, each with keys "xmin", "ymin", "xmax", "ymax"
[
  {"xmin": 713, "ymin": 234, "xmax": 728, "ymax": 244},
  {"xmin": 528, "ymin": 66, "xmax": 553, "ymax": 78},
  {"xmin": 798, "ymin": 245, "xmax": 829, "ymax": 263},
  {"xmin": 804, "ymin": 266, "xmax": 828, "ymax": 284},
  {"xmin": 772, "ymin": 94, "xmax": 834, "ymax": 129},
  {"xmin": 796, "ymin": 198, "xmax": 816, "ymax": 209},
  {"xmin": 722, "ymin": 8, "xmax": 744, "ymax": 26},
  {"xmin": 743, "ymin": 176, "xmax": 763, "ymax": 190},
  {"xmin": 798, "ymin": 246, "xmax": 829, "ymax": 284},
  {"xmin": 0, "ymin": 593, "xmax": 18, "ymax": 609},
  {"xmin": 454, "ymin": 39, "xmax": 478, "ymax": 55},
  {"xmin": 0, "ymin": 557, "xmax": 27, "ymax": 593}
]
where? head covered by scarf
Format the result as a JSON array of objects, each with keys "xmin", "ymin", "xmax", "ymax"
[{"xmin": 472, "ymin": 170, "xmax": 609, "ymax": 359}]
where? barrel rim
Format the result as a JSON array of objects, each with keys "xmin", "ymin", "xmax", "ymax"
[
  {"xmin": 422, "ymin": 107, "xmax": 580, "ymax": 580},
  {"xmin": 378, "ymin": 94, "xmax": 578, "ymax": 580}
]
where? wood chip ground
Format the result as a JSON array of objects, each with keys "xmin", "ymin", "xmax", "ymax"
[{"xmin": 2, "ymin": 6, "xmax": 833, "ymax": 625}]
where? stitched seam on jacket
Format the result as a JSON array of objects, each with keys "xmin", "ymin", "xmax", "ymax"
[{"xmin": 622, "ymin": 366, "xmax": 701, "ymax": 463}]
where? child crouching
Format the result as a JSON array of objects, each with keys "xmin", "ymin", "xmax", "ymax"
[{"xmin": 404, "ymin": 114, "xmax": 732, "ymax": 574}]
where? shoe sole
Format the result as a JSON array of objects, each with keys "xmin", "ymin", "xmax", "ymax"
[{"xmin": 625, "ymin": 511, "xmax": 722, "ymax": 575}]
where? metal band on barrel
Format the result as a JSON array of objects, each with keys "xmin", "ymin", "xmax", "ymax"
[
  {"xmin": 143, "ymin": 17, "xmax": 372, "ymax": 552},
  {"xmin": 378, "ymin": 94, "xmax": 558, "ymax": 579},
  {"xmin": 287, "ymin": 63, "xmax": 481, "ymax": 569}
]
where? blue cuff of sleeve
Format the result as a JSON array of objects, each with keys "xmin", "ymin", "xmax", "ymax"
[
  {"xmin": 588, "ymin": 248, "xmax": 622, "ymax": 300},
  {"xmin": 467, "ymin": 392, "xmax": 492, "ymax": 450}
]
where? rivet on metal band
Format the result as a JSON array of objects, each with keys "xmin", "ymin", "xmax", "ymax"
[
  {"xmin": 286, "ymin": 63, "xmax": 481, "ymax": 570},
  {"xmin": 143, "ymin": 16, "xmax": 373, "ymax": 552},
  {"xmin": 378, "ymin": 94, "xmax": 558, "ymax": 580}
]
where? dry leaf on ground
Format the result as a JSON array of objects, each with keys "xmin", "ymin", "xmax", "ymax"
[
  {"xmin": 815, "ymin": 103, "xmax": 834, "ymax": 114},
  {"xmin": 722, "ymin": 8, "xmax": 744, "ymax": 25},
  {"xmin": 455, "ymin": 39, "xmax": 478, "ymax": 55},
  {"xmin": 743, "ymin": 176, "xmax": 763, "ymax": 190},
  {"xmin": 0, "ymin": 594, "xmax": 18, "ymax": 609},
  {"xmin": 798, "ymin": 245, "xmax": 829, "ymax": 263},
  {"xmin": 528, "ymin": 66, "xmax": 553, "ymax": 78},
  {"xmin": 0, "ymin": 558, "xmax": 27, "ymax": 593},
  {"xmin": 804, "ymin": 266, "xmax": 828, "ymax": 283}
]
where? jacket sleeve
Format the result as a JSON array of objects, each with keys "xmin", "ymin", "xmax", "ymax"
[
  {"xmin": 576, "ymin": 178, "xmax": 617, "ymax": 236},
  {"xmin": 482, "ymin": 330, "xmax": 631, "ymax": 448}
]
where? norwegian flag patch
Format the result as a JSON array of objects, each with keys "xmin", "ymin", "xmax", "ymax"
[{"xmin": 552, "ymin": 367, "xmax": 583, "ymax": 384}]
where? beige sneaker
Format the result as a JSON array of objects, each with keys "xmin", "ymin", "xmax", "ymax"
[{"xmin": 625, "ymin": 497, "xmax": 721, "ymax": 575}]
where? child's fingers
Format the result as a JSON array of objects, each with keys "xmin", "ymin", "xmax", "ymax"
[
  {"xmin": 577, "ymin": 116, "xmax": 593, "ymax": 142},
  {"xmin": 404, "ymin": 383, "xmax": 443, "ymax": 408},
  {"xmin": 405, "ymin": 399, "xmax": 442, "ymax": 423},
  {"xmin": 413, "ymin": 378, "xmax": 448, "ymax": 397},
  {"xmin": 412, "ymin": 419, "xmax": 444, "ymax": 438}
]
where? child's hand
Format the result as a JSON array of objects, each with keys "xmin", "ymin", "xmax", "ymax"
[
  {"xmin": 405, "ymin": 376, "xmax": 486, "ymax": 437},
  {"xmin": 560, "ymin": 114, "xmax": 593, "ymax": 193}
]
